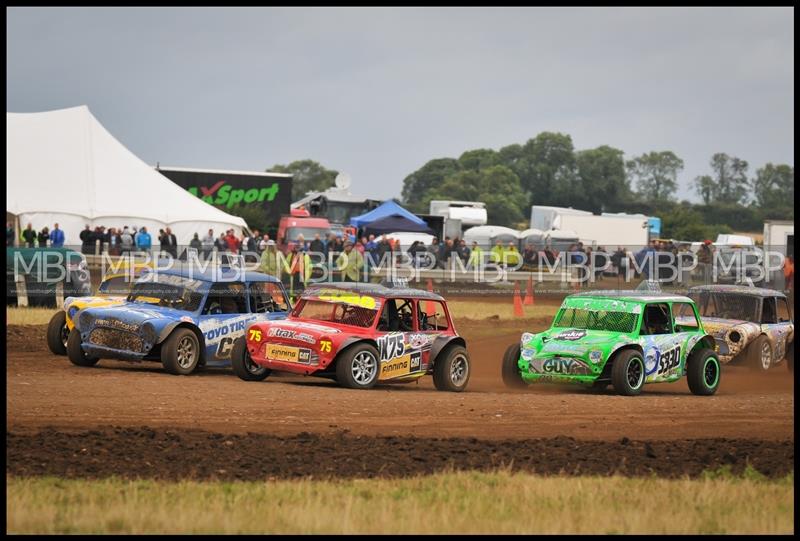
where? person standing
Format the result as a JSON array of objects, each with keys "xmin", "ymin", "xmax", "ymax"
[
  {"xmin": 107, "ymin": 228, "xmax": 121, "ymax": 256},
  {"xmin": 189, "ymin": 233, "xmax": 202, "ymax": 253},
  {"xmin": 505, "ymin": 241, "xmax": 521, "ymax": 268},
  {"xmin": 50, "ymin": 223, "xmax": 65, "ymax": 247},
  {"xmin": 224, "ymin": 229, "xmax": 240, "ymax": 255},
  {"xmin": 215, "ymin": 232, "xmax": 228, "ymax": 253},
  {"xmin": 136, "ymin": 226, "xmax": 152, "ymax": 252},
  {"xmin": 490, "ymin": 240, "xmax": 504, "ymax": 266},
  {"xmin": 6, "ymin": 222, "xmax": 16, "ymax": 247},
  {"xmin": 163, "ymin": 227, "xmax": 178, "ymax": 258},
  {"xmin": 310, "ymin": 233, "xmax": 324, "ymax": 255},
  {"xmin": 201, "ymin": 229, "xmax": 215, "ymax": 260},
  {"xmin": 37, "ymin": 226, "xmax": 50, "ymax": 248},
  {"xmin": 259, "ymin": 240, "xmax": 283, "ymax": 278},
  {"xmin": 336, "ymin": 241, "xmax": 364, "ymax": 282},
  {"xmin": 120, "ymin": 227, "xmax": 134, "ymax": 254},
  {"xmin": 258, "ymin": 233, "xmax": 269, "ymax": 253},
  {"xmin": 22, "ymin": 223, "xmax": 37, "ymax": 248},
  {"xmin": 468, "ymin": 241, "xmax": 483, "ymax": 269}
]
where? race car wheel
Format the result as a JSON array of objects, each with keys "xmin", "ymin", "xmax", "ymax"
[
  {"xmin": 161, "ymin": 328, "xmax": 201, "ymax": 375},
  {"xmin": 501, "ymin": 343, "xmax": 528, "ymax": 389},
  {"xmin": 746, "ymin": 335, "xmax": 772, "ymax": 372},
  {"xmin": 46, "ymin": 311, "xmax": 69, "ymax": 356},
  {"xmin": 336, "ymin": 343, "xmax": 380, "ymax": 389},
  {"xmin": 66, "ymin": 328, "xmax": 100, "ymax": 367},
  {"xmin": 687, "ymin": 348, "xmax": 721, "ymax": 396},
  {"xmin": 611, "ymin": 349, "xmax": 645, "ymax": 396},
  {"xmin": 230, "ymin": 337, "xmax": 271, "ymax": 381},
  {"xmin": 786, "ymin": 341, "xmax": 794, "ymax": 372},
  {"xmin": 433, "ymin": 345, "xmax": 471, "ymax": 392}
]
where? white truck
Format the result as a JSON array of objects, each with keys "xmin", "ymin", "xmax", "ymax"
[
  {"xmin": 530, "ymin": 206, "xmax": 651, "ymax": 250},
  {"xmin": 763, "ymin": 220, "xmax": 794, "ymax": 286},
  {"xmin": 429, "ymin": 201, "xmax": 488, "ymax": 228}
]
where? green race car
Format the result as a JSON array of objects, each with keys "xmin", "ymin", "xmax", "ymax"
[{"xmin": 502, "ymin": 291, "xmax": 721, "ymax": 396}]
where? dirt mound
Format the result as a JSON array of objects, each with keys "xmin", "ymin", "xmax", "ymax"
[
  {"xmin": 6, "ymin": 325, "xmax": 48, "ymax": 352},
  {"xmin": 6, "ymin": 427, "xmax": 793, "ymax": 481}
]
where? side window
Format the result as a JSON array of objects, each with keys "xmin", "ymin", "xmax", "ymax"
[
  {"xmin": 249, "ymin": 282, "xmax": 290, "ymax": 314},
  {"xmin": 641, "ymin": 303, "xmax": 673, "ymax": 335},
  {"xmin": 761, "ymin": 297, "xmax": 778, "ymax": 324},
  {"xmin": 376, "ymin": 298, "xmax": 415, "ymax": 332},
  {"xmin": 417, "ymin": 300, "xmax": 450, "ymax": 332},
  {"xmin": 203, "ymin": 282, "xmax": 248, "ymax": 315},
  {"xmin": 672, "ymin": 302, "xmax": 699, "ymax": 331},
  {"xmin": 777, "ymin": 297, "xmax": 791, "ymax": 323}
]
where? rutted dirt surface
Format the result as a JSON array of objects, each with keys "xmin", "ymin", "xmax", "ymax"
[
  {"xmin": 6, "ymin": 427, "xmax": 794, "ymax": 480},
  {"xmin": 6, "ymin": 318, "xmax": 795, "ymax": 480}
]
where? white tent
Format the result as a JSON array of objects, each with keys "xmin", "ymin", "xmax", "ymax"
[{"xmin": 6, "ymin": 105, "xmax": 248, "ymax": 245}]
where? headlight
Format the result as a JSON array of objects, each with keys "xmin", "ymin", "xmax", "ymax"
[
  {"xmin": 78, "ymin": 311, "xmax": 92, "ymax": 330},
  {"xmin": 521, "ymin": 348, "xmax": 534, "ymax": 361},
  {"xmin": 68, "ymin": 306, "xmax": 79, "ymax": 320},
  {"xmin": 142, "ymin": 322, "xmax": 157, "ymax": 345},
  {"xmin": 728, "ymin": 330, "xmax": 741, "ymax": 343}
]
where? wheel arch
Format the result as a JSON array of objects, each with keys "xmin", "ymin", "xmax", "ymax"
[
  {"xmin": 160, "ymin": 322, "xmax": 206, "ymax": 363},
  {"xmin": 430, "ymin": 336, "xmax": 467, "ymax": 366},
  {"xmin": 600, "ymin": 342, "xmax": 644, "ymax": 381}
]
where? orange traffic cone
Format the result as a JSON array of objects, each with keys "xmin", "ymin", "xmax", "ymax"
[
  {"xmin": 426, "ymin": 278, "xmax": 436, "ymax": 316},
  {"xmin": 513, "ymin": 281, "xmax": 524, "ymax": 317},
  {"xmin": 524, "ymin": 275, "xmax": 534, "ymax": 305}
]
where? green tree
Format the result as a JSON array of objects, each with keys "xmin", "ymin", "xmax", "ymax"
[
  {"xmin": 516, "ymin": 132, "xmax": 577, "ymax": 204},
  {"xmin": 708, "ymin": 153, "xmax": 749, "ymax": 204},
  {"xmin": 458, "ymin": 148, "xmax": 499, "ymax": 171},
  {"xmin": 752, "ymin": 163, "xmax": 794, "ymax": 217},
  {"xmin": 572, "ymin": 145, "xmax": 630, "ymax": 213},
  {"xmin": 660, "ymin": 202, "xmax": 733, "ymax": 241},
  {"xmin": 426, "ymin": 165, "xmax": 526, "ymax": 227},
  {"xmin": 400, "ymin": 157, "xmax": 461, "ymax": 212},
  {"xmin": 694, "ymin": 175, "xmax": 715, "ymax": 205},
  {"xmin": 269, "ymin": 160, "xmax": 339, "ymax": 201},
  {"xmin": 626, "ymin": 151, "xmax": 684, "ymax": 202}
]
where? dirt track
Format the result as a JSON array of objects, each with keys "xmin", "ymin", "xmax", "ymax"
[{"xmin": 6, "ymin": 319, "xmax": 795, "ymax": 479}]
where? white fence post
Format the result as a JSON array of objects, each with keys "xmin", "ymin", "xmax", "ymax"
[{"xmin": 15, "ymin": 276, "xmax": 29, "ymax": 307}]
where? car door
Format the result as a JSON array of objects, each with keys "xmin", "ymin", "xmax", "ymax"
[
  {"xmin": 764, "ymin": 296, "xmax": 793, "ymax": 362},
  {"xmin": 374, "ymin": 297, "xmax": 421, "ymax": 380},
  {"xmin": 640, "ymin": 302, "xmax": 684, "ymax": 383},
  {"xmin": 197, "ymin": 281, "xmax": 253, "ymax": 362},
  {"xmin": 670, "ymin": 301, "xmax": 706, "ymax": 379}
]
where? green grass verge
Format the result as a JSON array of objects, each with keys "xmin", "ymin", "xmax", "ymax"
[{"xmin": 6, "ymin": 470, "xmax": 794, "ymax": 534}]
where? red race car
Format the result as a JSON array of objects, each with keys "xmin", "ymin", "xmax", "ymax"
[{"xmin": 231, "ymin": 282, "xmax": 471, "ymax": 391}]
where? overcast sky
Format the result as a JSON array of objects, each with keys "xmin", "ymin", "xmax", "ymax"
[{"xmin": 7, "ymin": 7, "xmax": 794, "ymax": 203}]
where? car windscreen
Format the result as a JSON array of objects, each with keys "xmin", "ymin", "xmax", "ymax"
[
  {"xmin": 553, "ymin": 308, "xmax": 638, "ymax": 333},
  {"xmin": 127, "ymin": 274, "xmax": 207, "ymax": 312},
  {"xmin": 286, "ymin": 227, "xmax": 329, "ymax": 242},
  {"xmin": 690, "ymin": 292, "xmax": 760, "ymax": 321}
]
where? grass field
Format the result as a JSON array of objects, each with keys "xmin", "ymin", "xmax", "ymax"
[{"xmin": 7, "ymin": 471, "xmax": 794, "ymax": 534}]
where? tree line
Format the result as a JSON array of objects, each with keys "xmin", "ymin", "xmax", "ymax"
[{"xmin": 257, "ymin": 134, "xmax": 792, "ymax": 241}]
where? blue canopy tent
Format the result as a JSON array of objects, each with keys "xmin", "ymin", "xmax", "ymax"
[
  {"xmin": 350, "ymin": 200, "xmax": 426, "ymax": 228},
  {"xmin": 363, "ymin": 214, "xmax": 434, "ymax": 236}
]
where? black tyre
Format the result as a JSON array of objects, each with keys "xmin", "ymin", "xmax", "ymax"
[
  {"xmin": 746, "ymin": 334, "xmax": 772, "ymax": 372},
  {"xmin": 46, "ymin": 311, "xmax": 69, "ymax": 356},
  {"xmin": 66, "ymin": 328, "xmax": 100, "ymax": 367},
  {"xmin": 230, "ymin": 337, "xmax": 271, "ymax": 381},
  {"xmin": 501, "ymin": 343, "xmax": 527, "ymax": 389},
  {"xmin": 433, "ymin": 345, "xmax": 471, "ymax": 392},
  {"xmin": 687, "ymin": 348, "xmax": 721, "ymax": 396},
  {"xmin": 161, "ymin": 327, "xmax": 201, "ymax": 375},
  {"xmin": 335, "ymin": 343, "xmax": 380, "ymax": 389},
  {"xmin": 610, "ymin": 349, "xmax": 646, "ymax": 396}
]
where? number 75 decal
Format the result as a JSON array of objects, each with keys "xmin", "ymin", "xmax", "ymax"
[
  {"xmin": 248, "ymin": 329, "xmax": 262, "ymax": 342},
  {"xmin": 320, "ymin": 340, "xmax": 332, "ymax": 352}
]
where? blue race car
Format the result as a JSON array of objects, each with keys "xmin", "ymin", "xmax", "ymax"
[{"xmin": 66, "ymin": 266, "xmax": 291, "ymax": 375}]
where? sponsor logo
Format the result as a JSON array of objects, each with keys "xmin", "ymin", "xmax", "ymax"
[
  {"xmin": 408, "ymin": 333, "xmax": 436, "ymax": 349},
  {"xmin": 377, "ymin": 333, "xmax": 406, "ymax": 361},
  {"xmin": 553, "ymin": 329, "xmax": 587, "ymax": 341},
  {"xmin": 187, "ymin": 181, "xmax": 280, "ymax": 209},
  {"xmin": 268, "ymin": 327, "xmax": 316, "ymax": 344},
  {"xmin": 313, "ymin": 289, "xmax": 378, "ymax": 309},
  {"xmin": 95, "ymin": 318, "xmax": 138, "ymax": 333},
  {"xmin": 529, "ymin": 357, "xmax": 592, "ymax": 375},
  {"xmin": 265, "ymin": 344, "xmax": 311, "ymax": 364},
  {"xmin": 589, "ymin": 350, "xmax": 603, "ymax": 363},
  {"xmin": 644, "ymin": 347, "xmax": 659, "ymax": 375},
  {"xmin": 409, "ymin": 351, "xmax": 421, "ymax": 371},
  {"xmin": 656, "ymin": 345, "xmax": 681, "ymax": 376}
]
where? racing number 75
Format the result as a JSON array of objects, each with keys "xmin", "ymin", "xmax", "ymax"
[
  {"xmin": 320, "ymin": 340, "xmax": 332, "ymax": 352},
  {"xmin": 248, "ymin": 329, "xmax": 262, "ymax": 342}
]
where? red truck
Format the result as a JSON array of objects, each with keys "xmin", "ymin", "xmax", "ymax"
[
  {"xmin": 230, "ymin": 282, "xmax": 471, "ymax": 391},
  {"xmin": 277, "ymin": 208, "xmax": 331, "ymax": 253}
]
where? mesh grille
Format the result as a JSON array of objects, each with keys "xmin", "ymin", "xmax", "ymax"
[
  {"xmin": 89, "ymin": 328, "xmax": 144, "ymax": 352},
  {"xmin": 555, "ymin": 309, "xmax": 637, "ymax": 333},
  {"xmin": 298, "ymin": 300, "xmax": 377, "ymax": 328}
]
